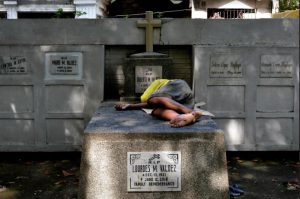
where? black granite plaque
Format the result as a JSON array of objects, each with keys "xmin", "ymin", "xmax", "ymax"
[{"xmin": 135, "ymin": 65, "xmax": 162, "ymax": 93}]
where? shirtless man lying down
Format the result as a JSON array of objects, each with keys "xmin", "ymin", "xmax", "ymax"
[{"xmin": 115, "ymin": 79, "xmax": 202, "ymax": 128}]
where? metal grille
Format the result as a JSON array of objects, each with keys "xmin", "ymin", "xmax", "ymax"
[
  {"xmin": 208, "ymin": 9, "xmax": 256, "ymax": 19},
  {"xmin": 17, "ymin": 0, "xmax": 73, "ymax": 5}
]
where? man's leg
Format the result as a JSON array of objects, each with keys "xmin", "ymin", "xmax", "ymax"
[
  {"xmin": 147, "ymin": 97, "xmax": 192, "ymax": 114},
  {"xmin": 148, "ymin": 97, "xmax": 202, "ymax": 127},
  {"xmin": 151, "ymin": 108, "xmax": 180, "ymax": 121},
  {"xmin": 152, "ymin": 108, "xmax": 201, "ymax": 128}
]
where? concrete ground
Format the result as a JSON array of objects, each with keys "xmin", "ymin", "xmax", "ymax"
[{"xmin": 0, "ymin": 152, "xmax": 299, "ymax": 199}]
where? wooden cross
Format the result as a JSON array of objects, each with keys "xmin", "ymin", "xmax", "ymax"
[{"xmin": 137, "ymin": 11, "xmax": 162, "ymax": 52}]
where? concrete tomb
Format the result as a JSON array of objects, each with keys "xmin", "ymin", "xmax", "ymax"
[{"xmin": 78, "ymin": 104, "xmax": 229, "ymax": 199}]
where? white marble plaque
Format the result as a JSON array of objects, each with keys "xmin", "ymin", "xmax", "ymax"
[
  {"xmin": 45, "ymin": 52, "xmax": 82, "ymax": 80},
  {"xmin": 210, "ymin": 54, "xmax": 243, "ymax": 78},
  {"xmin": 260, "ymin": 55, "xmax": 293, "ymax": 77},
  {"xmin": 135, "ymin": 66, "xmax": 162, "ymax": 93},
  {"xmin": 0, "ymin": 56, "xmax": 27, "ymax": 74},
  {"xmin": 127, "ymin": 151, "xmax": 181, "ymax": 192}
]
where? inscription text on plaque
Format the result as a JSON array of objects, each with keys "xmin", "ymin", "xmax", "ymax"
[
  {"xmin": 127, "ymin": 151, "xmax": 181, "ymax": 192},
  {"xmin": 45, "ymin": 52, "xmax": 82, "ymax": 80},
  {"xmin": 135, "ymin": 66, "xmax": 162, "ymax": 93},
  {"xmin": 260, "ymin": 55, "xmax": 293, "ymax": 77},
  {"xmin": 210, "ymin": 54, "xmax": 243, "ymax": 78},
  {"xmin": 0, "ymin": 56, "xmax": 27, "ymax": 74}
]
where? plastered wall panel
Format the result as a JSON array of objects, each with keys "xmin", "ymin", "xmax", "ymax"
[
  {"xmin": 194, "ymin": 45, "xmax": 298, "ymax": 151},
  {"xmin": 207, "ymin": 86, "xmax": 245, "ymax": 112},
  {"xmin": 46, "ymin": 119, "xmax": 84, "ymax": 145},
  {"xmin": 215, "ymin": 119, "xmax": 245, "ymax": 145},
  {"xmin": 257, "ymin": 86, "xmax": 294, "ymax": 112},
  {"xmin": 256, "ymin": 118, "xmax": 293, "ymax": 145},
  {"xmin": 0, "ymin": 86, "xmax": 33, "ymax": 113},
  {"xmin": 0, "ymin": 119, "xmax": 34, "ymax": 144},
  {"xmin": 46, "ymin": 85, "xmax": 85, "ymax": 113}
]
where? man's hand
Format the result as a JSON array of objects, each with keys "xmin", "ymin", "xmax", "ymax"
[{"xmin": 114, "ymin": 103, "xmax": 130, "ymax": 111}]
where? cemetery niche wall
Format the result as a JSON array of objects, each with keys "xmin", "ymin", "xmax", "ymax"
[
  {"xmin": 0, "ymin": 19, "xmax": 298, "ymax": 151},
  {"xmin": 0, "ymin": 44, "xmax": 104, "ymax": 151},
  {"xmin": 194, "ymin": 47, "xmax": 299, "ymax": 151}
]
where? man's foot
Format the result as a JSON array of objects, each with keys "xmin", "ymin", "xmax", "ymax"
[{"xmin": 169, "ymin": 112, "xmax": 201, "ymax": 128}]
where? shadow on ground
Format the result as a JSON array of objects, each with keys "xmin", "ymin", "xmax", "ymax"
[
  {"xmin": 0, "ymin": 153, "xmax": 80, "ymax": 199},
  {"xmin": 227, "ymin": 152, "xmax": 299, "ymax": 199},
  {"xmin": 0, "ymin": 152, "xmax": 299, "ymax": 199}
]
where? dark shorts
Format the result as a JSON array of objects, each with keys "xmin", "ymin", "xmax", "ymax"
[{"xmin": 149, "ymin": 79, "xmax": 194, "ymax": 109}]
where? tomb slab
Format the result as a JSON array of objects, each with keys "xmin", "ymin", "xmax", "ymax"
[{"xmin": 79, "ymin": 102, "xmax": 229, "ymax": 199}]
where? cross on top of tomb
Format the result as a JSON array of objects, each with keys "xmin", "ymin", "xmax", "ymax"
[{"xmin": 137, "ymin": 11, "xmax": 162, "ymax": 52}]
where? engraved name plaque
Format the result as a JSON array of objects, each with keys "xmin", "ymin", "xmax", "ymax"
[
  {"xmin": 210, "ymin": 54, "xmax": 243, "ymax": 78},
  {"xmin": 260, "ymin": 55, "xmax": 293, "ymax": 77},
  {"xmin": 135, "ymin": 65, "xmax": 162, "ymax": 93},
  {"xmin": 127, "ymin": 151, "xmax": 181, "ymax": 192},
  {"xmin": 0, "ymin": 56, "xmax": 27, "ymax": 74},
  {"xmin": 45, "ymin": 52, "xmax": 82, "ymax": 80}
]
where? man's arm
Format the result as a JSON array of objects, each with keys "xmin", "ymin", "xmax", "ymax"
[{"xmin": 115, "ymin": 102, "xmax": 149, "ymax": 111}]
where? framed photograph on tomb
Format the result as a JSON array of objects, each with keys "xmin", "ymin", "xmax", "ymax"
[
  {"xmin": 135, "ymin": 65, "xmax": 162, "ymax": 93},
  {"xmin": 45, "ymin": 52, "xmax": 83, "ymax": 80}
]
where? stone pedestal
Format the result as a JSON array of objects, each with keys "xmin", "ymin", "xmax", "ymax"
[
  {"xmin": 122, "ymin": 52, "xmax": 172, "ymax": 102},
  {"xmin": 78, "ymin": 103, "xmax": 229, "ymax": 199}
]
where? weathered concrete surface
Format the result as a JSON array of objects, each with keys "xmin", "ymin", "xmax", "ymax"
[
  {"xmin": 79, "ymin": 103, "xmax": 229, "ymax": 199},
  {"xmin": 0, "ymin": 19, "xmax": 298, "ymax": 46}
]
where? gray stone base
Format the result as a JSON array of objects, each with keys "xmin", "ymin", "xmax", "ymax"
[{"xmin": 78, "ymin": 104, "xmax": 229, "ymax": 199}]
